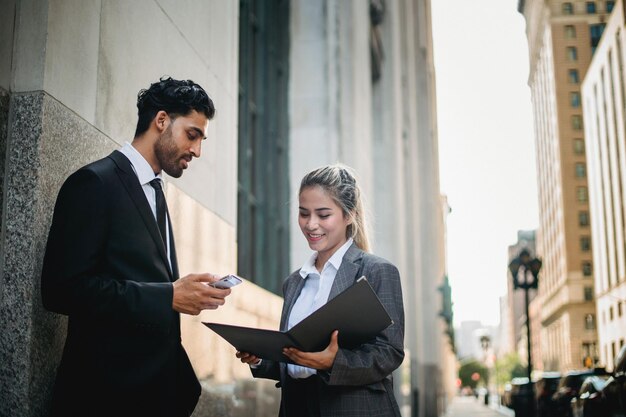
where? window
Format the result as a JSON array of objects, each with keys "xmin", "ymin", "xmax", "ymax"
[
  {"xmin": 576, "ymin": 162, "xmax": 587, "ymax": 178},
  {"xmin": 565, "ymin": 25, "xmax": 577, "ymax": 38},
  {"xmin": 581, "ymin": 236, "xmax": 592, "ymax": 251},
  {"xmin": 590, "ymin": 24, "xmax": 606, "ymax": 51},
  {"xmin": 569, "ymin": 69, "xmax": 580, "ymax": 83},
  {"xmin": 579, "ymin": 211, "xmax": 590, "ymax": 226},
  {"xmin": 571, "ymin": 91, "xmax": 581, "ymax": 107},
  {"xmin": 574, "ymin": 138, "xmax": 585, "ymax": 154},
  {"xmin": 619, "ymin": 302, "xmax": 623, "ymax": 317},
  {"xmin": 572, "ymin": 115, "xmax": 583, "ymax": 130},
  {"xmin": 587, "ymin": 1, "xmax": 597, "ymax": 13},
  {"xmin": 563, "ymin": 2, "xmax": 574, "ymax": 14},
  {"xmin": 582, "ymin": 342, "xmax": 596, "ymax": 356},
  {"xmin": 585, "ymin": 314, "xmax": 596, "ymax": 329},
  {"xmin": 610, "ymin": 306, "xmax": 614, "ymax": 320},
  {"xmin": 582, "ymin": 261, "xmax": 593, "ymax": 276},
  {"xmin": 607, "ymin": 1, "xmax": 615, "ymax": 12},
  {"xmin": 578, "ymin": 186, "xmax": 588, "ymax": 202},
  {"xmin": 584, "ymin": 286, "xmax": 594, "ymax": 301},
  {"xmin": 567, "ymin": 46, "xmax": 578, "ymax": 60},
  {"xmin": 582, "ymin": 342, "xmax": 599, "ymax": 366}
]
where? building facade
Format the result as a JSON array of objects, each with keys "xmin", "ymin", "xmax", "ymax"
[
  {"xmin": 581, "ymin": 0, "xmax": 626, "ymax": 371},
  {"xmin": 0, "ymin": 0, "xmax": 452, "ymax": 416},
  {"xmin": 518, "ymin": 0, "xmax": 608, "ymax": 372}
]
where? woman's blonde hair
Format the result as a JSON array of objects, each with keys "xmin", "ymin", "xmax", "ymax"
[{"xmin": 299, "ymin": 164, "xmax": 370, "ymax": 252}]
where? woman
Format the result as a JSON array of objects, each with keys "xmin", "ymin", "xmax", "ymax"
[{"xmin": 236, "ymin": 164, "xmax": 405, "ymax": 417}]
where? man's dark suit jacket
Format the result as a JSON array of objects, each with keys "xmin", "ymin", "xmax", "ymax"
[
  {"xmin": 252, "ymin": 244, "xmax": 405, "ymax": 417},
  {"xmin": 41, "ymin": 151, "xmax": 200, "ymax": 417}
]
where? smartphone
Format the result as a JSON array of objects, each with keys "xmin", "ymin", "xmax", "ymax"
[{"xmin": 209, "ymin": 274, "xmax": 243, "ymax": 289}]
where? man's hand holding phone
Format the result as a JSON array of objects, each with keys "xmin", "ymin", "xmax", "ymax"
[
  {"xmin": 172, "ymin": 273, "xmax": 241, "ymax": 315},
  {"xmin": 208, "ymin": 274, "xmax": 243, "ymax": 289}
]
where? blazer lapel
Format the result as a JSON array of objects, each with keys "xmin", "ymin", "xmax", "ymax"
[
  {"xmin": 281, "ymin": 243, "xmax": 363, "ymax": 329},
  {"xmin": 108, "ymin": 151, "xmax": 173, "ymax": 279},
  {"xmin": 280, "ymin": 275, "xmax": 307, "ymax": 331},
  {"xmin": 328, "ymin": 243, "xmax": 362, "ymax": 300}
]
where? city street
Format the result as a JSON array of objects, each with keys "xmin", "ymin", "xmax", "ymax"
[{"xmin": 445, "ymin": 396, "xmax": 514, "ymax": 417}]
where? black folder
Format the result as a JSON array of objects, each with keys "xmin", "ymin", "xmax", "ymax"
[{"xmin": 203, "ymin": 276, "xmax": 393, "ymax": 363}]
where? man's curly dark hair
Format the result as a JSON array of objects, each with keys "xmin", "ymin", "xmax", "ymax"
[{"xmin": 134, "ymin": 76, "xmax": 215, "ymax": 137}]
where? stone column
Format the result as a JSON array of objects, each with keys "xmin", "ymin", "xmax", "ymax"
[{"xmin": 0, "ymin": 91, "xmax": 114, "ymax": 416}]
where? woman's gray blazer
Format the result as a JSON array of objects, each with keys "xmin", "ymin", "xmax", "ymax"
[{"xmin": 252, "ymin": 243, "xmax": 405, "ymax": 417}]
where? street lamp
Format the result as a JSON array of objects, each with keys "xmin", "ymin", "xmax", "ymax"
[
  {"xmin": 508, "ymin": 248, "xmax": 542, "ymax": 417},
  {"xmin": 480, "ymin": 334, "xmax": 491, "ymax": 406},
  {"xmin": 480, "ymin": 334, "xmax": 491, "ymax": 361}
]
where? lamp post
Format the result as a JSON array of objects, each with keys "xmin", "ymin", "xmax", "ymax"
[
  {"xmin": 480, "ymin": 334, "xmax": 491, "ymax": 406},
  {"xmin": 508, "ymin": 248, "xmax": 541, "ymax": 417}
]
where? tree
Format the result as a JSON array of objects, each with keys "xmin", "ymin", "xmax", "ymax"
[
  {"xmin": 458, "ymin": 358, "xmax": 488, "ymax": 389},
  {"xmin": 494, "ymin": 352, "xmax": 527, "ymax": 387}
]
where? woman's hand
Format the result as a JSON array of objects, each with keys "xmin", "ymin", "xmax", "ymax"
[
  {"xmin": 282, "ymin": 330, "xmax": 339, "ymax": 370},
  {"xmin": 236, "ymin": 351, "xmax": 261, "ymax": 365}
]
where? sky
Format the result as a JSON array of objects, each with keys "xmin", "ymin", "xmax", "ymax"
[{"xmin": 430, "ymin": 0, "xmax": 540, "ymax": 326}]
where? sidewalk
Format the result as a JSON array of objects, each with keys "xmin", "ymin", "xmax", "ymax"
[{"xmin": 445, "ymin": 396, "xmax": 514, "ymax": 417}]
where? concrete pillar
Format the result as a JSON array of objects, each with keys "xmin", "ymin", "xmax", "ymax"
[{"xmin": 0, "ymin": 91, "xmax": 114, "ymax": 416}]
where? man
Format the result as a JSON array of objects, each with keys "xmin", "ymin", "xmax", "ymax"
[{"xmin": 41, "ymin": 77, "xmax": 230, "ymax": 416}]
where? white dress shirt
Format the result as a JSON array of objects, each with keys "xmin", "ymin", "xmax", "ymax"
[
  {"xmin": 287, "ymin": 238, "xmax": 354, "ymax": 379},
  {"xmin": 118, "ymin": 142, "xmax": 171, "ymax": 268}
]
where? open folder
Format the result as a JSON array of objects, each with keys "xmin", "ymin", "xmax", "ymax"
[{"xmin": 203, "ymin": 276, "xmax": 393, "ymax": 363}]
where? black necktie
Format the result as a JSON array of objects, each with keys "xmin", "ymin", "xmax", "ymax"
[{"xmin": 149, "ymin": 178, "xmax": 167, "ymax": 250}]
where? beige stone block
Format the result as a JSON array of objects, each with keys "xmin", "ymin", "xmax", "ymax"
[
  {"xmin": 166, "ymin": 184, "xmax": 282, "ymax": 383},
  {"xmin": 168, "ymin": 82, "xmax": 238, "ymax": 226},
  {"xmin": 0, "ymin": 0, "xmax": 16, "ymax": 90},
  {"xmin": 44, "ymin": 0, "xmax": 101, "ymax": 123}
]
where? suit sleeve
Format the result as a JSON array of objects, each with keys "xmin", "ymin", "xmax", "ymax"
[
  {"xmin": 321, "ymin": 261, "xmax": 405, "ymax": 386},
  {"xmin": 250, "ymin": 359, "xmax": 281, "ymax": 381},
  {"xmin": 41, "ymin": 168, "xmax": 173, "ymax": 329}
]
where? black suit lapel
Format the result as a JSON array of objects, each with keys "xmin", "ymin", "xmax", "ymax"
[{"xmin": 108, "ymin": 151, "xmax": 173, "ymax": 279}]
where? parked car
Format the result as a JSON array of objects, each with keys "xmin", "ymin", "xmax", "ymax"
[
  {"xmin": 502, "ymin": 380, "xmax": 524, "ymax": 409},
  {"xmin": 506, "ymin": 377, "xmax": 535, "ymax": 416},
  {"xmin": 552, "ymin": 368, "xmax": 609, "ymax": 417},
  {"xmin": 535, "ymin": 372, "xmax": 561, "ymax": 417},
  {"xmin": 570, "ymin": 375, "xmax": 611, "ymax": 417},
  {"xmin": 599, "ymin": 345, "xmax": 626, "ymax": 417}
]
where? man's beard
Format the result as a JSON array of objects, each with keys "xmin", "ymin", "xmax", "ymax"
[{"xmin": 154, "ymin": 126, "xmax": 186, "ymax": 178}]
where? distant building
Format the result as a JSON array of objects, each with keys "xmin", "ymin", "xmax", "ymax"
[
  {"xmin": 459, "ymin": 325, "xmax": 499, "ymax": 362},
  {"xmin": 457, "ymin": 320, "xmax": 484, "ymax": 359},
  {"xmin": 581, "ymin": 0, "xmax": 626, "ymax": 371},
  {"xmin": 499, "ymin": 294, "xmax": 513, "ymax": 356},
  {"xmin": 518, "ymin": 0, "xmax": 605, "ymax": 372}
]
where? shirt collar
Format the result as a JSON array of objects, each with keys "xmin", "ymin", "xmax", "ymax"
[
  {"xmin": 299, "ymin": 238, "xmax": 354, "ymax": 279},
  {"xmin": 119, "ymin": 142, "xmax": 162, "ymax": 185},
  {"xmin": 299, "ymin": 253, "xmax": 319, "ymax": 278}
]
